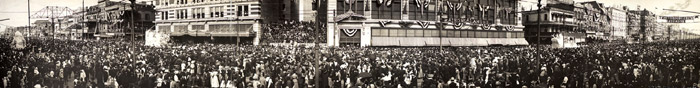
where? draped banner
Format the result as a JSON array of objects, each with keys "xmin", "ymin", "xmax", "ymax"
[
  {"xmin": 379, "ymin": 21, "xmax": 391, "ymax": 27},
  {"xmin": 417, "ymin": 21, "xmax": 429, "ymax": 28},
  {"xmin": 342, "ymin": 29, "xmax": 359, "ymax": 37}
]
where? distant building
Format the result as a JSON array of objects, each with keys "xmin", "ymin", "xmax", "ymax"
[
  {"xmin": 626, "ymin": 7, "xmax": 641, "ymax": 40},
  {"xmin": 579, "ymin": 1, "xmax": 610, "ymax": 38},
  {"xmin": 629, "ymin": 9, "xmax": 656, "ymax": 41},
  {"xmin": 153, "ymin": 0, "xmax": 262, "ymax": 45},
  {"xmin": 606, "ymin": 5, "xmax": 628, "ymax": 39}
]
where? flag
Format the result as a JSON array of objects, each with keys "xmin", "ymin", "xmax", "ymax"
[
  {"xmin": 415, "ymin": 0, "xmax": 423, "ymax": 8},
  {"xmin": 422, "ymin": 0, "xmax": 431, "ymax": 9},
  {"xmin": 379, "ymin": 0, "xmax": 384, "ymax": 5},
  {"xmin": 455, "ymin": 2, "xmax": 463, "ymax": 11},
  {"xmin": 385, "ymin": 0, "xmax": 393, "ymax": 6}
]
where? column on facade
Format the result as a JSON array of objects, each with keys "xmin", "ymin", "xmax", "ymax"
[
  {"xmin": 327, "ymin": 0, "xmax": 338, "ymax": 46},
  {"xmin": 361, "ymin": 0, "xmax": 372, "ymax": 47}
]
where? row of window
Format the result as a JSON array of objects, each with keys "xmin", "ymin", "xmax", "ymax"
[
  {"xmin": 175, "ymin": 9, "xmax": 188, "ymax": 19},
  {"xmin": 159, "ymin": 5, "xmax": 250, "ymax": 20},
  {"xmin": 160, "ymin": 24, "xmax": 251, "ymax": 33},
  {"xmin": 210, "ymin": 6, "xmax": 225, "ymax": 17},
  {"xmin": 192, "ymin": 8, "xmax": 206, "ymax": 18},
  {"xmin": 371, "ymin": 29, "xmax": 524, "ymax": 38},
  {"xmin": 337, "ymin": 0, "xmax": 518, "ymax": 25},
  {"xmin": 157, "ymin": 0, "xmax": 250, "ymax": 6}
]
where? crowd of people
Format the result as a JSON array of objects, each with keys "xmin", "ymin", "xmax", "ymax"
[
  {"xmin": 262, "ymin": 21, "xmax": 326, "ymax": 43},
  {"xmin": 1, "ymin": 35, "xmax": 699, "ymax": 88}
]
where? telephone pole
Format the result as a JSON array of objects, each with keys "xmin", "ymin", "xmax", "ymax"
[
  {"xmin": 536, "ymin": 0, "xmax": 542, "ymax": 45},
  {"xmin": 27, "ymin": 0, "xmax": 30, "ymax": 37},
  {"xmin": 130, "ymin": 0, "xmax": 136, "ymax": 45}
]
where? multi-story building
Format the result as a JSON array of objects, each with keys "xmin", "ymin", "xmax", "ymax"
[
  {"xmin": 82, "ymin": 0, "xmax": 156, "ymax": 39},
  {"xmin": 629, "ymin": 9, "xmax": 656, "ymax": 41},
  {"xmin": 284, "ymin": 0, "xmax": 317, "ymax": 22},
  {"xmin": 579, "ymin": 1, "xmax": 610, "ymax": 38},
  {"xmin": 606, "ymin": 5, "xmax": 628, "ymax": 39},
  {"xmin": 626, "ymin": 7, "xmax": 641, "ymax": 40},
  {"xmin": 325, "ymin": 0, "xmax": 528, "ymax": 47},
  {"xmin": 522, "ymin": 3, "xmax": 580, "ymax": 44},
  {"xmin": 153, "ymin": 0, "xmax": 262, "ymax": 45}
]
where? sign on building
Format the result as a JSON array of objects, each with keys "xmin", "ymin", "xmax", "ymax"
[{"xmin": 660, "ymin": 16, "xmax": 699, "ymax": 23}]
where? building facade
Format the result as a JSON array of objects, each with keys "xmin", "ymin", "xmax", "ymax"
[
  {"xmin": 82, "ymin": 0, "xmax": 156, "ymax": 38},
  {"xmin": 629, "ymin": 9, "xmax": 656, "ymax": 41},
  {"xmin": 326, "ymin": 0, "xmax": 527, "ymax": 47},
  {"xmin": 606, "ymin": 6, "xmax": 628, "ymax": 39},
  {"xmin": 153, "ymin": 0, "xmax": 262, "ymax": 45},
  {"xmin": 522, "ymin": 5, "xmax": 580, "ymax": 44},
  {"xmin": 578, "ymin": 1, "xmax": 610, "ymax": 38},
  {"xmin": 626, "ymin": 8, "xmax": 641, "ymax": 40}
]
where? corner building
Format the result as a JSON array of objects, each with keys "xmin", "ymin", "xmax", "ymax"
[
  {"xmin": 325, "ymin": 0, "xmax": 528, "ymax": 47},
  {"xmin": 153, "ymin": 0, "xmax": 262, "ymax": 45}
]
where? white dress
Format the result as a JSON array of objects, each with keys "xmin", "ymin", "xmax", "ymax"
[{"xmin": 210, "ymin": 71, "xmax": 220, "ymax": 87}]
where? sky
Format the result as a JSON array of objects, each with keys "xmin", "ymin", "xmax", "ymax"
[{"xmin": 1, "ymin": 0, "xmax": 699, "ymax": 33}]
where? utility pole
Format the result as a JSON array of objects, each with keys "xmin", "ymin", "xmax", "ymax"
[
  {"xmin": 27, "ymin": 0, "xmax": 30, "ymax": 37},
  {"xmin": 130, "ymin": 0, "xmax": 136, "ymax": 45},
  {"xmin": 82, "ymin": 0, "xmax": 84, "ymax": 40},
  {"xmin": 667, "ymin": 25, "xmax": 671, "ymax": 41},
  {"xmin": 438, "ymin": 0, "xmax": 443, "ymax": 51},
  {"xmin": 315, "ymin": 0, "xmax": 322, "ymax": 87},
  {"xmin": 51, "ymin": 8, "xmax": 55, "ymax": 39},
  {"xmin": 536, "ymin": 0, "xmax": 542, "ymax": 45}
]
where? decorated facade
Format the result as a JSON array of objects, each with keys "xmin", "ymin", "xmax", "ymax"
[
  {"xmin": 83, "ymin": 0, "xmax": 156, "ymax": 38},
  {"xmin": 606, "ymin": 6, "xmax": 628, "ymax": 39},
  {"xmin": 629, "ymin": 9, "xmax": 656, "ymax": 41},
  {"xmin": 522, "ymin": 5, "xmax": 580, "ymax": 45},
  {"xmin": 154, "ymin": 0, "xmax": 262, "ymax": 45},
  {"xmin": 327, "ymin": 0, "xmax": 527, "ymax": 47}
]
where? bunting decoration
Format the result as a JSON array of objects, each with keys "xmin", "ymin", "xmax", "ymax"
[
  {"xmin": 379, "ymin": 21, "xmax": 391, "ymax": 27},
  {"xmin": 480, "ymin": 24, "xmax": 491, "ymax": 30},
  {"xmin": 504, "ymin": 26, "xmax": 514, "ymax": 31},
  {"xmin": 342, "ymin": 29, "xmax": 359, "ymax": 37},
  {"xmin": 398, "ymin": 21, "xmax": 414, "ymax": 28},
  {"xmin": 453, "ymin": 22, "xmax": 464, "ymax": 29},
  {"xmin": 417, "ymin": 21, "xmax": 429, "ymax": 28}
]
